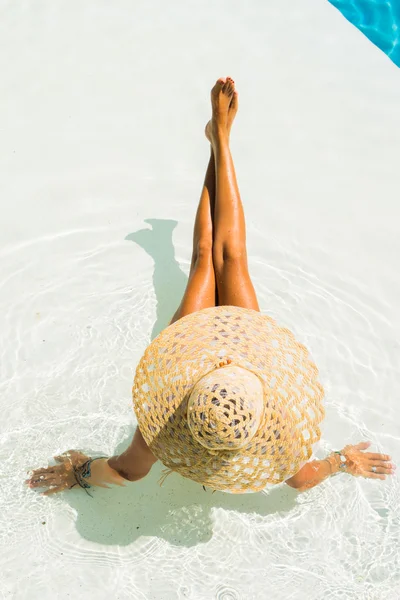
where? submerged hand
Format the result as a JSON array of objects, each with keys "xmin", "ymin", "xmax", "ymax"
[
  {"xmin": 342, "ymin": 442, "xmax": 395, "ymax": 480},
  {"xmin": 26, "ymin": 450, "xmax": 89, "ymax": 495},
  {"xmin": 26, "ymin": 450, "xmax": 126, "ymax": 496}
]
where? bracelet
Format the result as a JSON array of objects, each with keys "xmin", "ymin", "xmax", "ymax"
[
  {"xmin": 72, "ymin": 457, "xmax": 108, "ymax": 497},
  {"xmin": 334, "ymin": 451, "xmax": 348, "ymax": 471},
  {"xmin": 324, "ymin": 451, "xmax": 348, "ymax": 476}
]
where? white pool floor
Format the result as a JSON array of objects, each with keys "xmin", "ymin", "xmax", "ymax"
[{"xmin": 1, "ymin": 1, "xmax": 400, "ymax": 598}]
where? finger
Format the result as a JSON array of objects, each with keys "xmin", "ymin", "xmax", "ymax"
[
  {"xmin": 42, "ymin": 483, "xmax": 70, "ymax": 496},
  {"xmin": 367, "ymin": 462, "xmax": 395, "ymax": 475},
  {"xmin": 27, "ymin": 467, "xmax": 46, "ymax": 475},
  {"xmin": 370, "ymin": 459, "xmax": 395, "ymax": 468},
  {"xmin": 54, "ymin": 451, "xmax": 83, "ymax": 462},
  {"xmin": 93, "ymin": 482, "xmax": 111, "ymax": 489},
  {"xmin": 27, "ymin": 471, "xmax": 65, "ymax": 485},
  {"xmin": 26, "ymin": 472, "xmax": 55, "ymax": 483},
  {"xmin": 364, "ymin": 453, "xmax": 392, "ymax": 462},
  {"xmin": 354, "ymin": 441, "xmax": 372, "ymax": 451},
  {"xmin": 29, "ymin": 468, "xmax": 55, "ymax": 477},
  {"xmin": 27, "ymin": 480, "xmax": 46, "ymax": 489},
  {"xmin": 27, "ymin": 476, "xmax": 58, "ymax": 489},
  {"xmin": 54, "ymin": 455, "xmax": 68, "ymax": 463}
]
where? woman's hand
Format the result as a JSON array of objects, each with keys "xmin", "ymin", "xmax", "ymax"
[
  {"xmin": 26, "ymin": 450, "xmax": 126, "ymax": 496},
  {"xmin": 26, "ymin": 450, "xmax": 89, "ymax": 495},
  {"xmin": 286, "ymin": 441, "xmax": 395, "ymax": 492},
  {"xmin": 341, "ymin": 441, "xmax": 396, "ymax": 480}
]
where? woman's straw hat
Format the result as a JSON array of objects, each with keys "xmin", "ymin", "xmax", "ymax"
[{"xmin": 133, "ymin": 306, "xmax": 324, "ymax": 493}]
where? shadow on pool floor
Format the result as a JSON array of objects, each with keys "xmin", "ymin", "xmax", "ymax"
[
  {"xmin": 64, "ymin": 432, "xmax": 298, "ymax": 548},
  {"xmin": 126, "ymin": 218, "xmax": 188, "ymax": 340}
]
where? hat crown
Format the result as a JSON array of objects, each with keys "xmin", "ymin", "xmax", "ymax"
[{"xmin": 187, "ymin": 365, "xmax": 264, "ymax": 451}]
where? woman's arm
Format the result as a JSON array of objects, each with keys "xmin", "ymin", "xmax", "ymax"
[
  {"xmin": 26, "ymin": 428, "xmax": 157, "ymax": 495},
  {"xmin": 285, "ymin": 456, "xmax": 339, "ymax": 491},
  {"xmin": 108, "ymin": 428, "xmax": 158, "ymax": 481},
  {"xmin": 285, "ymin": 442, "xmax": 395, "ymax": 492}
]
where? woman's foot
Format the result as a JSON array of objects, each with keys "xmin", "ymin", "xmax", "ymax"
[{"xmin": 205, "ymin": 77, "xmax": 238, "ymax": 146}]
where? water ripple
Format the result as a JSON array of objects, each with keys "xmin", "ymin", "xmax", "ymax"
[{"xmin": 215, "ymin": 585, "xmax": 241, "ymax": 600}]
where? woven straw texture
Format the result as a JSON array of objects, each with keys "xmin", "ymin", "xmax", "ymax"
[
  {"xmin": 133, "ymin": 306, "xmax": 325, "ymax": 493},
  {"xmin": 187, "ymin": 365, "xmax": 264, "ymax": 451}
]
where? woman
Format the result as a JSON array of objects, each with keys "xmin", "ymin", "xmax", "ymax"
[{"xmin": 26, "ymin": 78, "xmax": 395, "ymax": 496}]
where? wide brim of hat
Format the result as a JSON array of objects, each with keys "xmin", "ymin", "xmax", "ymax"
[{"xmin": 133, "ymin": 306, "xmax": 325, "ymax": 493}]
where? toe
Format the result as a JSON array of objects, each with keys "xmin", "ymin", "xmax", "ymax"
[
  {"xmin": 211, "ymin": 78, "xmax": 226, "ymax": 100},
  {"xmin": 222, "ymin": 80, "xmax": 234, "ymax": 96},
  {"xmin": 230, "ymin": 91, "xmax": 239, "ymax": 108}
]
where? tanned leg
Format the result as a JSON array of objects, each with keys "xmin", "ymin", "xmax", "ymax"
[
  {"xmin": 170, "ymin": 77, "xmax": 239, "ymax": 323},
  {"xmin": 206, "ymin": 78, "xmax": 260, "ymax": 310},
  {"xmin": 169, "ymin": 151, "xmax": 216, "ymax": 323}
]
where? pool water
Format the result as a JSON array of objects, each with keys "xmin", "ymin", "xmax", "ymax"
[
  {"xmin": 329, "ymin": 0, "xmax": 400, "ymax": 65},
  {"xmin": 1, "ymin": 1, "xmax": 400, "ymax": 599}
]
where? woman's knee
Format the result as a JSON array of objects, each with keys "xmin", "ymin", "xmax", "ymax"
[
  {"xmin": 193, "ymin": 238, "xmax": 213, "ymax": 265},
  {"xmin": 212, "ymin": 241, "xmax": 247, "ymax": 274}
]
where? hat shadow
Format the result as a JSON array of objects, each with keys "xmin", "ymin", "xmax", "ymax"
[
  {"xmin": 65, "ymin": 432, "xmax": 299, "ymax": 548},
  {"xmin": 125, "ymin": 219, "xmax": 188, "ymax": 340}
]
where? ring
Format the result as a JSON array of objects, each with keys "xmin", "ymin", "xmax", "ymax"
[{"xmin": 372, "ymin": 466, "xmax": 377, "ymax": 473}]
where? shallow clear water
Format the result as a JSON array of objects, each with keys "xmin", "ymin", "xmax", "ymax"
[
  {"xmin": 329, "ymin": 0, "xmax": 400, "ymax": 66},
  {"xmin": 1, "ymin": 1, "xmax": 400, "ymax": 599}
]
